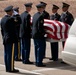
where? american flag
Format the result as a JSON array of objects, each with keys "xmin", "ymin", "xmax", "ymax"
[
  {"xmin": 44, "ymin": 19, "xmax": 70, "ymax": 40},
  {"xmin": 31, "ymin": 18, "xmax": 70, "ymax": 40}
]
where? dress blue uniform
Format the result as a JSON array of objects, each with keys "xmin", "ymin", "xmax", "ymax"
[
  {"xmin": 20, "ymin": 3, "xmax": 33, "ymax": 64},
  {"xmin": 50, "ymin": 4, "xmax": 60, "ymax": 61},
  {"xmin": 60, "ymin": 2, "xmax": 74, "ymax": 26},
  {"xmin": 60, "ymin": 2, "xmax": 74, "ymax": 47},
  {"xmin": 1, "ymin": 5, "xmax": 19, "ymax": 72},
  {"xmin": 40, "ymin": 1, "xmax": 50, "ymax": 19},
  {"xmin": 40, "ymin": 1, "xmax": 50, "ymax": 58},
  {"xmin": 32, "ymin": 4, "xmax": 46, "ymax": 67},
  {"xmin": 13, "ymin": 7, "xmax": 22, "ymax": 61}
]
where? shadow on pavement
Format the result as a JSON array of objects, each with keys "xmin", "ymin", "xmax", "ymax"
[
  {"xmin": 43, "ymin": 58, "xmax": 76, "ymax": 72},
  {"xmin": 14, "ymin": 72, "xmax": 39, "ymax": 75}
]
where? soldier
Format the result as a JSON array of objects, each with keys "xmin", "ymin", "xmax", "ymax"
[
  {"xmin": 50, "ymin": 4, "xmax": 60, "ymax": 20},
  {"xmin": 40, "ymin": 1, "xmax": 50, "ymax": 58},
  {"xmin": 20, "ymin": 3, "xmax": 33, "ymax": 64},
  {"xmin": 13, "ymin": 7, "xmax": 19, "ymax": 13},
  {"xmin": 49, "ymin": 4, "xmax": 60, "ymax": 61},
  {"xmin": 60, "ymin": 2, "xmax": 74, "ymax": 47},
  {"xmin": 1, "ymin": 5, "xmax": 19, "ymax": 72},
  {"xmin": 13, "ymin": 7, "xmax": 22, "ymax": 61},
  {"xmin": 32, "ymin": 3, "xmax": 46, "ymax": 67},
  {"xmin": 40, "ymin": 1, "xmax": 50, "ymax": 19}
]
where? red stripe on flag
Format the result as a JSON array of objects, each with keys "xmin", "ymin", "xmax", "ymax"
[
  {"xmin": 31, "ymin": 18, "xmax": 69, "ymax": 40},
  {"xmin": 63, "ymin": 23, "xmax": 69, "ymax": 38},
  {"xmin": 44, "ymin": 26, "xmax": 53, "ymax": 32},
  {"xmin": 44, "ymin": 21, "xmax": 58, "ymax": 38},
  {"xmin": 55, "ymin": 20, "xmax": 63, "ymax": 39},
  {"xmin": 46, "ymin": 33, "xmax": 60, "ymax": 40}
]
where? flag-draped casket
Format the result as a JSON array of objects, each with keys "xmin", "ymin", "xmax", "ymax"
[
  {"xmin": 31, "ymin": 18, "xmax": 70, "ymax": 40},
  {"xmin": 44, "ymin": 19, "xmax": 70, "ymax": 40}
]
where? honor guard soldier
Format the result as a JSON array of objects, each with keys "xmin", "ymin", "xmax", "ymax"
[
  {"xmin": 13, "ymin": 7, "xmax": 22, "ymax": 61},
  {"xmin": 40, "ymin": 1, "xmax": 50, "ymax": 19},
  {"xmin": 60, "ymin": 2, "xmax": 74, "ymax": 26},
  {"xmin": 49, "ymin": 4, "xmax": 60, "ymax": 61},
  {"xmin": 32, "ymin": 3, "xmax": 46, "ymax": 67},
  {"xmin": 13, "ymin": 7, "xmax": 19, "ymax": 13},
  {"xmin": 20, "ymin": 3, "xmax": 33, "ymax": 64},
  {"xmin": 40, "ymin": 1, "xmax": 50, "ymax": 58},
  {"xmin": 50, "ymin": 4, "xmax": 60, "ymax": 20},
  {"xmin": 60, "ymin": 2, "xmax": 74, "ymax": 47},
  {"xmin": 1, "ymin": 5, "xmax": 19, "ymax": 72}
]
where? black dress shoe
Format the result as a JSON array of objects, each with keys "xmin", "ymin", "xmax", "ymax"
[
  {"xmin": 36, "ymin": 64, "xmax": 46, "ymax": 67},
  {"xmin": 12, "ymin": 69, "xmax": 19, "ymax": 73},
  {"xmin": 15, "ymin": 59, "xmax": 22, "ymax": 61},
  {"xmin": 23, "ymin": 60, "xmax": 33, "ymax": 64},
  {"xmin": 43, "ymin": 56, "xmax": 46, "ymax": 58},
  {"xmin": 49, "ymin": 58, "xmax": 53, "ymax": 60},
  {"xmin": 49, "ymin": 58, "xmax": 58, "ymax": 61},
  {"xmin": 61, "ymin": 61, "xmax": 67, "ymax": 64},
  {"xmin": 6, "ymin": 69, "xmax": 19, "ymax": 73},
  {"xmin": 53, "ymin": 59, "xmax": 58, "ymax": 61}
]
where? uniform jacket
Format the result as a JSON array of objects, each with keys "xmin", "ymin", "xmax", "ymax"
[
  {"xmin": 60, "ymin": 11, "xmax": 74, "ymax": 26},
  {"xmin": 50, "ymin": 13, "xmax": 60, "ymax": 21},
  {"xmin": 20, "ymin": 11, "xmax": 31, "ymax": 38},
  {"xmin": 43, "ymin": 10, "xmax": 50, "ymax": 19},
  {"xmin": 13, "ymin": 14, "xmax": 22, "ymax": 39},
  {"xmin": 13, "ymin": 14, "xmax": 22, "ymax": 26},
  {"xmin": 32, "ymin": 12, "xmax": 45, "ymax": 39},
  {"xmin": 1, "ymin": 15, "xmax": 18, "ymax": 44}
]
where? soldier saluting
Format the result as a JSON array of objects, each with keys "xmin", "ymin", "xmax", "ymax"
[
  {"xmin": 13, "ymin": 7, "xmax": 22, "ymax": 61},
  {"xmin": 1, "ymin": 5, "xmax": 19, "ymax": 73}
]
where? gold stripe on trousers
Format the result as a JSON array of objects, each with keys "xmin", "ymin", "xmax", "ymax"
[
  {"xmin": 18, "ymin": 42, "xmax": 21, "ymax": 59},
  {"xmin": 11, "ymin": 43, "xmax": 14, "ymax": 71}
]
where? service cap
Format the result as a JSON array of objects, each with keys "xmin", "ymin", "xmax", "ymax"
[
  {"xmin": 24, "ymin": 2, "xmax": 33, "ymax": 7},
  {"xmin": 4, "ymin": 5, "xmax": 13, "ymax": 12},
  {"xmin": 36, "ymin": 3, "xmax": 44, "ymax": 8},
  {"xmin": 52, "ymin": 4, "xmax": 59, "ymax": 9},
  {"xmin": 40, "ymin": 1, "xmax": 47, "ymax": 6},
  {"xmin": 62, "ymin": 2, "xmax": 70, "ymax": 8},
  {"xmin": 13, "ymin": 7, "xmax": 19, "ymax": 12}
]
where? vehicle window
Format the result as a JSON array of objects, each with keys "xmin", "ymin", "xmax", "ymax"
[{"xmin": 68, "ymin": 19, "xmax": 76, "ymax": 36}]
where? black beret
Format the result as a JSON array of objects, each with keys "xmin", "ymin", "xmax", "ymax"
[
  {"xmin": 4, "ymin": 5, "xmax": 13, "ymax": 12},
  {"xmin": 24, "ymin": 2, "xmax": 32, "ymax": 7},
  {"xmin": 52, "ymin": 4, "xmax": 59, "ymax": 9},
  {"xmin": 62, "ymin": 2, "xmax": 70, "ymax": 8},
  {"xmin": 13, "ymin": 7, "xmax": 19, "ymax": 11},
  {"xmin": 36, "ymin": 3, "xmax": 44, "ymax": 8},
  {"xmin": 40, "ymin": 1, "xmax": 47, "ymax": 6}
]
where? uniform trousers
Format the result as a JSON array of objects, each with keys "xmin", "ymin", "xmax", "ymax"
[
  {"xmin": 21, "ymin": 38, "xmax": 31, "ymax": 63},
  {"xmin": 14, "ymin": 28, "xmax": 21, "ymax": 60},
  {"xmin": 14, "ymin": 41, "xmax": 21, "ymax": 60},
  {"xmin": 51, "ymin": 42, "xmax": 58, "ymax": 60},
  {"xmin": 4, "ymin": 43, "xmax": 14, "ymax": 71},
  {"xmin": 62, "ymin": 41, "xmax": 65, "ymax": 48},
  {"xmin": 34, "ymin": 38, "xmax": 45, "ymax": 65}
]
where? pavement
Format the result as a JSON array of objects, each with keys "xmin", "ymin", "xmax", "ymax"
[{"xmin": 0, "ymin": 29, "xmax": 76, "ymax": 75}]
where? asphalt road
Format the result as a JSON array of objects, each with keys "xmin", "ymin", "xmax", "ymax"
[{"xmin": 0, "ymin": 29, "xmax": 76, "ymax": 75}]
